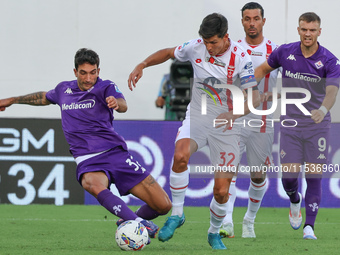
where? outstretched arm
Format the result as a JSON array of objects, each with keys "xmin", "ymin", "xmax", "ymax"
[
  {"xmin": 255, "ymin": 61, "xmax": 275, "ymax": 83},
  {"xmin": 128, "ymin": 47, "xmax": 176, "ymax": 91},
  {"xmin": 255, "ymin": 61, "xmax": 279, "ymax": 102},
  {"xmin": 0, "ymin": 91, "xmax": 51, "ymax": 111}
]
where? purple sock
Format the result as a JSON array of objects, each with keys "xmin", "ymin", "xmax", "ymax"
[
  {"xmin": 135, "ymin": 204, "xmax": 163, "ymax": 220},
  {"xmin": 97, "ymin": 189, "xmax": 138, "ymax": 221},
  {"xmin": 304, "ymin": 175, "xmax": 322, "ymax": 228},
  {"xmin": 282, "ymin": 173, "xmax": 300, "ymax": 203}
]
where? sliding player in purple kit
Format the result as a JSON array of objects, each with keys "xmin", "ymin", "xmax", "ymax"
[
  {"xmin": 255, "ymin": 12, "xmax": 340, "ymax": 239},
  {"xmin": 0, "ymin": 48, "xmax": 171, "ymax": 242}
]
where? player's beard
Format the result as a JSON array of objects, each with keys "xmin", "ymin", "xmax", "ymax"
[
  {"xmin": 247, "ymin": 28, "xmax": 262, "ymax": 40},
  {"xmin": 247, "ymin": 30, "xmax": 260, "ymax": 39},
  {"xmin": 248, "ymin": 33, "xmax": 259, "ymax": 39}
]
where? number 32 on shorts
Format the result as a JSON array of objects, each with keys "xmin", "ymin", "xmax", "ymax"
[{"xmin": 219, "ymin": 152, "xmax": 235, "ymax": 167}]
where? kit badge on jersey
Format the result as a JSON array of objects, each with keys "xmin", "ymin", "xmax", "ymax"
[
  {"xmin": 113, "ymin": 84, "xmax": 122, "ymax": 93},
  {"xmin": 314, "ymin": 61, "xmax": 324, "ymax": 69}
]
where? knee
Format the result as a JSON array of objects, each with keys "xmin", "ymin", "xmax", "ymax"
[
  {"xmin": 82, "ymin": 179, "xmax": 98, "ymax": 196},
  {"xmin": 251, "ymin": 177, "xmax": 266, "ymax": 184},
  {"xmin": 173, "ymin": 151, "xmax": 190, "ymax": 171},
  {"xmin": 81, "ymin": 174, "xmax": 93, "ymax": 192},
  {"xmin": 81, "ymin": 172, "xmax": 108, "ymax": 197},
  {"xmin": 213, "ymin": 186, "xmax": 229, "ymax": 203},
  {"xmin": 281, "ymin": 177, "xmax": 298, "ymax": 190}
]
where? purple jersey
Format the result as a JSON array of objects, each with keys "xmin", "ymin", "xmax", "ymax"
[
  {"xmin": 267, "ymin": 42, "xmax": 340, "ymax": 130},
  {"xmin": 46, "ymin": 78, "xmax": 128, "ymax": 157}
]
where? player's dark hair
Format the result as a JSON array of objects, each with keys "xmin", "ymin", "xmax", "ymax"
[
  {"xmin": 299, "ymin": 12, "xmax": 321, "ymax": 25},
  {"xmin": 199, "ymin": 13, "xmax": 228, "ymax": 39},
  {"xmin": 241, "ymin": 2, "xmax": 264, "ymax": 18},
  {"xmin": 74, "ymin": 48, "xmax": 100, "ymax": 70}
]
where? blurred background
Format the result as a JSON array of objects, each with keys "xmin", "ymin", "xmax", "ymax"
[{"xmin": 0, "ymin": 0, "xmax": 339, "ymax": 121}]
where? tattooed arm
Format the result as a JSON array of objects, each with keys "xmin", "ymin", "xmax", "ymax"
[{"xmin": 0, "ymin": 92, "xmax": 51, "ymax": 112}]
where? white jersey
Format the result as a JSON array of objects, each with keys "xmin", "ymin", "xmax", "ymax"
[
  {"xmin": 174, "ymin": 38, "xmax": 257, "ymax": 125},
  {"xmin": 236, "ymin": 37, "xmax": 279, "ymax": 133}
]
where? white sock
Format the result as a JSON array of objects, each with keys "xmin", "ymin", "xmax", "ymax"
[
  {"xmin": 170, "ymin": 169, "xmax": 189, "ymax": 217},
  {"xmin": 290, "ymin": 193, "xmax": 301, "ymax": 217},
  {"xmin": 208, "ymin": 197, "xmax": 228, "ymax": 234},
  {"xmin": 223, "ymin": 176, "xmax": 237, "ymax": 225},
  {"xmin": 244, "ymin": 179, "xmax": 267, "ymax": 221}
]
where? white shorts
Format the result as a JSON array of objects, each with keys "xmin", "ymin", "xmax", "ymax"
[
  {"xmin": 239, "ymin": 129, "xmax": 274, "ymax": 167},
  {"xmin": 175, "ymin": 113, "xmax": 240, "ymax": 168}
]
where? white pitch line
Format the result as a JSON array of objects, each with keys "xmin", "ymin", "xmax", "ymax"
[
  {"xmin": 1, "ymin": 218, "xmax": 339, "ymax": 225},
  {"xmin": 0, "ymin": 218, "xmax": 116, "ymax": 222},
  {"xmin": 189, "ymin": 221, "xmax": 340, "ymax": 225}
]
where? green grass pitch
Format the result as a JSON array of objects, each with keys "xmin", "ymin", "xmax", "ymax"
[{"xmin": 0, "ymin": 204, "xmax": 339, "ymax": 254}]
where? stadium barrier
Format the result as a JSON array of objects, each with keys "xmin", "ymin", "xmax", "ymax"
[{"xmin": 1, "ymin": 118, "xmax": 339, "ymax": 207}]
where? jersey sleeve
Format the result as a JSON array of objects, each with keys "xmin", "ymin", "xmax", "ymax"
[
  {"xmin": 267, "ymin": 45, "xmax": 283, "ymax": 69},
  {"xmin": 106, "ymin": 82, "xmax": 125, "ymax": 100},
  {"xmin": 45, "ymin": 83, "xmax": 63, "ymax": 105},
  {"xmin": 325, "ymin": 57, "xmax": 340, "ymax": 88},
  {"xmin": 174, "ymin": 39, "xmax": 197, "ymax": 62},
  {"xmin": 45, "ymin": 89, "xmax": 57, "ymax": 104}
]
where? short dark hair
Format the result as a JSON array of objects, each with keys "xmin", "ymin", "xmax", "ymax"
[
  {"xmin": 198, "ymin": 13, "xmax": 228, "ymax": 39},
  {"xmin": 299, "ymin": 12, "xmax": 321, "ymax": 25},
  {"xmin": 241, "ymin": 2, "xmax": 264, "ymax": 18},
  {"xmin": 74, "ymin": 48, "xmax": 100, "ymax": 70}
]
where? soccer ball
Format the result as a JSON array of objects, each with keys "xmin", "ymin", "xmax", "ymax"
[{"xmin": 115, "ymin": 220, "xmax": 149, "ymax": 251}]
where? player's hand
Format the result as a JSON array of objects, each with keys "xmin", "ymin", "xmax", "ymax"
[
  {"xmin": 261, "ymin": 92, "xmax": 273, "ymax": 102},
  {"xmin": 128, "ymin": 63, "xmax": 145, "ymax": 91},
  {"xmin": 155, "ymin": 97, "xmax": 165, "ymax": 108},
  {"xmin": 106, "ymin": 96, "xmax": 119, "ymax": 110},
  {"xmin": 215, "ymin": 111, "xmax": 235, "ymax": 132},
  {"xmin": 311, "ymin": 109, "xmax": 325, "ymax": 124},
  {"xmin": 0, "ymin": 98, "xmax": 13, "ymax": 112}
]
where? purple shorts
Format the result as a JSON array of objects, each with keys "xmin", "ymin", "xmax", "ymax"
[
  {"xmin": 280, "ymin": 127, "xmax": 329, "ymax": 164},
  {"xmin": 76, "ymin": 146, "xmax": 150, "ymax": 196}
]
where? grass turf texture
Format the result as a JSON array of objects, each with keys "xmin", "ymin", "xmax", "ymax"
[{"xmin": 0, "ymin": 205, "xmax": 339, "ymax": 254}]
